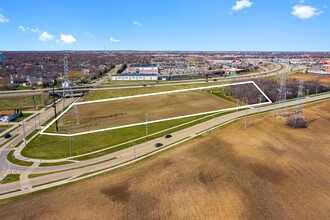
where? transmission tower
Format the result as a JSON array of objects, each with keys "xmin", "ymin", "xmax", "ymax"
[
  {"xmin": 293, "ymin": 80, "xmax": 305, "ymax": 128},
  {"xmin": 60, "ymin": 56, "xmax": 80, "ymax": 125},
  {"xmin": 273, "ymin": 71, "xmax": 287, "ymax": 119}
]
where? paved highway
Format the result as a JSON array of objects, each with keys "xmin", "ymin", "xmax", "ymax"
[
  {"xmin": 0, "ymin": 61, "xmax": 299, "ymax": 198},
  {"xmin": 0, "ymin": 91, "xmax": 328, "ymax": 198}
]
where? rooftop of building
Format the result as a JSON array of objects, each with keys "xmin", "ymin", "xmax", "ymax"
[
  {"xmin": 112, "ymin": 74, "xmax": 158, "ymax": 77},
  {"xmin": 129, "ymin": 64, "xmax": 157, "ymax": 67},
  {"xmin": 0, "ymin": 110, "xmax": 15, "ymax": 116}
]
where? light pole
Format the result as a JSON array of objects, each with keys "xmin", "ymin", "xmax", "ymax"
[
  {"xmin": 22, "ymin": 117, "xmax": 27, "ymax": 147},
  {"xmin": 146, "ymin": 113, "xmax": 148, "ymax": 140},
  {"xmin": 131, "ymin": 141, "xmax": 136, "ymax": 159},
  {"xmin": 236, "ymin": 99, "xmax": 239, "ymax": 120},
  {"xmin": 258, "ymin": 95, "xmax": 262, "ymax": 115},
  {"xmin": 242, "ymin": 97, "xmax": 248, "ymax": 129},
  {"xmin": 69, "ymin": 125, "xmax": 72, "ymax": 157},
  {"xmin": 37, "ymin": 114, "xmax": 41, "ymax": 129}
]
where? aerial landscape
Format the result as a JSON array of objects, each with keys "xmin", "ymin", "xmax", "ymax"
[{"xmin": 0, "ymin": 0, "xmax": 329, "ymax": 219}]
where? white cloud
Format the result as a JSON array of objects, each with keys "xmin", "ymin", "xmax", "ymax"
[
  {"xmin": 133, "ymin": 21, "xmax": 142, "ymax": 26},
  {"xmin": 0, "ymin": 13, "xmax": 9, "ymax": 23},
  {"xmin": 232, "ymin": 0, "xmax": 253, "ymax": 11},
  {"xmin": 19, "ymin": 25, "xmax": 41, "ymax": 33},
  {"xmin": 31, "ymin": 28, "xmax": 41, "ymax": 33},
  {"xmin": 299, "ymin": 0, "xmax": 305, "ymax": 4},
  {"xmin": 39, "ymin": 32, "xmax": 54, "ymax": 41},
  {"xmin": 109, "ymin": 37, "xmax": 120, "ymax": 42},
  {"xmin": 60, "ymin": 34, "xmax": 76, "ymax": 44},
  {"xmin": 291, "ymin": 5, "xmax": 323, "ymax": 19},
  {"xmin": 18, "ymin": 25, "xmax": 29, "ymax": 32}
]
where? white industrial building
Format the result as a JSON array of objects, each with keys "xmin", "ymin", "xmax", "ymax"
[{"xmin": 111, "ymin": 74, "xmax": 158, "ymax": 81}]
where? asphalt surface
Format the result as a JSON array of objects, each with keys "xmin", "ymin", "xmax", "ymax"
[{"xmin": 0, "ymin": 99, "xmax": 73, "ymax": 180}]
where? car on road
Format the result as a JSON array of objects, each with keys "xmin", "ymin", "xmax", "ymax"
[
  {"xmin": 4, "ymin": 133, "xmax": 12, "ymax": 139},
  {"xmin": 213, "ymin": 79, "xmax": 217, "ymax": 81},
  {"xmin": 164, "ymin": 134, "xmax": 172, "ymax": 139},
  {"xmin": 142, "ymin": 84, "xmax": 146, "ymax": 87},
  {"xmin": 154, "ymin": 143, "xmax": 163, "ymax": 148}
]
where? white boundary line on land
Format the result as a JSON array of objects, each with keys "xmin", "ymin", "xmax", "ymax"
[{"xmin": 40, "ymin": 81, "xmax": 272, "ymax": 137}]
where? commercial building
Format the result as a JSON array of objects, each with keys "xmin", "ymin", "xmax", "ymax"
[
  {"xmin": 111, "ymin": 74, "xmax": 158, "ymax": 81},
  {"xmin": 0, "ymin": 110, "xmax": 17, "ymax": 122},
  {"xmin": 0, "ymin": 53, "xmax": 3, "ymax": 62},
  {"xmin": 308, "ymin": 63, "xmax": 330, "ymax": 76},
  {"xmin": 307, "ymin": 69, "xmax": 330, "ymax": 76},
  {"xmin": 127, "ymin": 64, "xmax": 159, "ymax": 74}
]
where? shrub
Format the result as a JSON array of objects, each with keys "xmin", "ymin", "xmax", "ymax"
[{"xmin": 286, "ymin": 115, "xmax": 308, "ymax": 128}]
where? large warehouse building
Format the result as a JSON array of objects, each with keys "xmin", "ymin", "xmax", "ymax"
[
  {"xmin": 111, "ymin": 74, "xmax": 158, "ymax": 81},
  {"xmin": 127, "ymin": 64, "xmax": 159, "ymax": 74}
]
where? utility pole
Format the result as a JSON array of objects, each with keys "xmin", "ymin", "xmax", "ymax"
[
  {"xmin": 258, "ymin": 95, "xmax": 262, "ymax": 115},
  {"xmin": 69, "ymin": 125, "xmax": 72, "ymax": 157},
  {"xmin": 53, "ymin": 78, "xmax": 59, "ymax": 133},
  {"xmin": 293, "ymin": 80, "xmax": 305, "ymax": 128},
  {"xmin": 245, "ymin": 98, "xmax": 248, "ymax": 129},
  {"xmin": 33, "ymin": 95, "xmax": 36, "ymax": 109},
  {"xmin": 131, "ymin": 141, "xmax": 136, "ymax": 159},
  {"xmin": 236, "ymin": 99, "xmax": 239, "ymax": 120},
  {"xmin": 22, "ymin": 118, "xmax": 27, "ymax": 147},
  {"xmin": 38, "ymin": 114, "xmax": 41, "ymax": 129},
  {"xmin": 241, "ymin": 98, "xmax": 248, "ymax": 129},
  {"xmin": 146, "ymin": 113, "xmax": 148, "ymax": 140}
]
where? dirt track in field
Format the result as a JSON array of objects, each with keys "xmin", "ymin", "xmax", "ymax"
[
  {"xmin": 64, "ymin": 90, "xmax": 236, "ymax": 133},
  {"xmin": 1, "ymin": 100, "xmax": 329, "ymax": 219}
]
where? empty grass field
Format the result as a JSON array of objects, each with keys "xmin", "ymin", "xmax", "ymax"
[
  {"xmin": 1, "ymin": 100, "xmax": 329, "ymax": 218},
  {"xmin": 22, "ymin": 110, "xmax": 235, "ymax": 159},
  {"xmin": 56, "ymin": 88, "xmax": 237, "ymax": 134},
  {"xmin": 0, "ymin": 94, "xmax": 53, "ymax": 110},
  {"xmin": 81, "ymin": 81, "xmax": 228, "ymax": 102}
]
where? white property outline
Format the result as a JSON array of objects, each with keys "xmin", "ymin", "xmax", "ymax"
[{"xmin": 40, "ymin": 81, "xmax": 272, "ymax": 137}]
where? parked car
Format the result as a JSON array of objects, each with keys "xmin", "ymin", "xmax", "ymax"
[
  {"xmin": 154, "ymin": 143, "xmax": 163, "ymax": 148},
  {"xmin": 164, "ymin": 134, "xmax": 172, "ymax": 139},
  {"xmin": 142, "ymin": 84, "xmax": 146, "ymax": 87},
  {"xmin": 213, "ymin": 79, "xmax": 217, "ymax": 81},
  {"xmin": 4, "ymin": 133, "xmax": 12, "ymax": 139}
]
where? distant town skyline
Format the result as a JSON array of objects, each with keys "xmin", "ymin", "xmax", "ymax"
[{"xmin": 0, "ymin": 0, "xmax": 329, "ymax": 51}]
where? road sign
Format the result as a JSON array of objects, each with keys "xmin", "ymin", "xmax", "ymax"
[{"xmin": 136, "ymin": 68, "xmax": 140, "ymax": 74}]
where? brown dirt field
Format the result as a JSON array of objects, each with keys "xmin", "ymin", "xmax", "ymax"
[
  {"xmin": 1, "ymin": 100, "xmax": 330, "ymax": 219},
  {"xmin": 289, "ymin": 73, "xmax": 330, "ymax": 87},
  {"xmin": 64, "ymin": 90, "xmax": 236, "ymax": 133}
]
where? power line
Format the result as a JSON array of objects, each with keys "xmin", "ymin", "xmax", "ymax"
[
  {"xmin": 59, "ymin": 55, "xmax": 80, "ymax": 125},
  {"xmin": 273, "ymin": 71, "xmax": 287, "ymax": 119}
]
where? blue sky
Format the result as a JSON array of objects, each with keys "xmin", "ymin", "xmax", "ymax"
[{"xmin": 0, "ymin": 0, "xmax": 329, "ymax": 51}]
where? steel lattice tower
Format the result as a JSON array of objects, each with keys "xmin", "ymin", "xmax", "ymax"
[
  {"xmin": 60, "ymin": 56, "xmax": 80, "ymax": 125},
  {"xmin": 273, "ymin": 71, "xmax": 287, "ymax": 119},
  {"xmin": 293, "ymin": 80, "xmax": 305, "ymax": 128}
]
